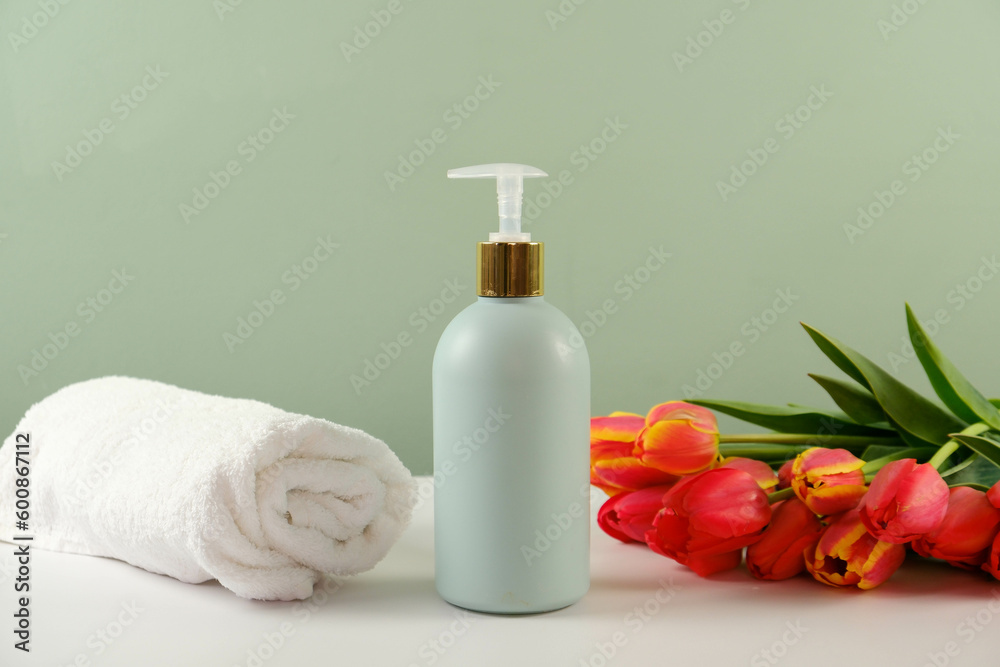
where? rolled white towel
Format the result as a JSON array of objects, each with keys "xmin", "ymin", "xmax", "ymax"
[{"xmin": 0, "ymin": 376, "xmax": 415, "ymax": 601}]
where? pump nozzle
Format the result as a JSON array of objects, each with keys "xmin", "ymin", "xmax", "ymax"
[{"xmin": 447, "ymin": 163, "xmax": 547, "ymax": 242}]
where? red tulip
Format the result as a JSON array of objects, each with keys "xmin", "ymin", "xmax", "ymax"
[
  {"xmin": 746, "ymin": 498, "xmax": 825, "ymax": 581},
  {"xmin": 987, "ymin": 482, "xmax": 1000, "ymax": 581},
  {"xmin": 634, "ymin": 402, "xmax": 720, "ymax": 476},
  {"xmin": 777, "ymin": 459, "xmax": 794, "ymax": 490},
  {"xmin": 988, "ymin": 481, "xmax": 1000, "ymax": 509},
  {"xmin": 859, "ymin": 459, "xmax": 949, "ymax": 544},
  {"xmin": 718, "ymin": 457, "xmax": 779, "ymax": 491},
  {"xmin": 597, "ymin": 485, "xmax": 674, "ymax": 543},
  {"xmin": 591, "ymin": 412, "xmax": 645, "ymax": 442},
  {"xmin": 591, "ymin": 413, "xmax": 676, "ymax": 495},
  {"xmin": 984, "ymin": 534, "xmax": 1000, "ymax": 581},
  {"xmin": 645, "ymin": 468, "xmax": 771, "ymax": 576},
  {"xmin": 790, "ymin": 448, "xmax": 867, "ymax": 516},
  {"xmin": 596, "ymin": 494, "xmax": 633, "ymax": 543},
  {"xmin": 805, "ymin": 508, "xmax": 906, "ymax": 590},
  {"xmin": 912, "ymin": 487, "xmax": 1000, "ymax": 569}
]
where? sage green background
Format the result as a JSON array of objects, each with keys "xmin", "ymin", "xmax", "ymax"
[{"xmin": 2, "ymin": 1, "xmax": 998, "ymax": 474}]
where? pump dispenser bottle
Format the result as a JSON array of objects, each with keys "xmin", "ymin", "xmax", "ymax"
[{"xmin": 433, "ymin": 163, "xmax": 591, "ymax": 614}]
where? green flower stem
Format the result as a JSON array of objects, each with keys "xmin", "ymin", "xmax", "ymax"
[
  {"xmin": 861, "ymin": 447, "xmax": 938, "ymax": 482},
  {"xmin": 718, "ymin": 433, "xmax": 902, "ymax": 455},
  {"xmin": 928, "ymin": 422, "xmax": 991, "ymax": 470},
  {"xmin": 767, "ymin": 488, "xmax": 795, "ymax": 503},
  {"xmin": 717, "ymin": 443, "xmax": 811, "ymax": 459}
]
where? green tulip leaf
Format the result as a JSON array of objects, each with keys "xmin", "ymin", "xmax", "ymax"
[
  {"xmin": 809, "ymin": 374, "xmax": 887, "ymax": 425},
  {"xmin": 786, "ymin": 403, "xmax": 892, "ymax": 431},
  {"xmin": 949, "ymin": 482, "xmax": 992, "ymax": 492},
  {"xmin": 801, "ymin": 326, "xmax": 868, "ymax": 388},
  {"xmin": 802, "ymin": 323, "xmax": 965, "ymax": 447},
  {"xmin": 951, "ymin": 434, "xmax": 1000, "ymax": 471},
  {"xmin": 941, "ymin": 453, "xmax": 978, "ymax": 478},
  {"xmin": 689, "ymin": 399, "xmax": 898, "ymax": 438},
  {"xmin": 861, "ymin": 444, "xmax": 906, "ymax": 462},
  {"xmin": 906, "ymin": 304, "xmax": 1000, "ymax": 430},
  {"xmin": 942, "ymin": 455, "xmax": 1000, "ymax": 491}
]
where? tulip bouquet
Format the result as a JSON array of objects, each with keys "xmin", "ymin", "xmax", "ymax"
[{"xmin": 593, "ymin": 305, "xmax": 1000, "ymax": 589}]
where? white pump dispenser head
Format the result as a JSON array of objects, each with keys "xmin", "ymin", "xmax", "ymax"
[{"xmin": 447, "ymin": 163, "xmax": 547, "ymax": 242}]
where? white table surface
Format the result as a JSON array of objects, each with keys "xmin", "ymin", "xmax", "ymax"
[{"xmin": 3, "ymin": 477, "xmax": 1000, "ymax": 667}]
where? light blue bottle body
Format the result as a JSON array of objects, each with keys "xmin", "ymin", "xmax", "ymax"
[{"xmin": 432, "ymin": 296, "xmax": 591, "ymax": 614}]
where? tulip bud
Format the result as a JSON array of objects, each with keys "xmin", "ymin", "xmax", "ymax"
[
  {"xmin": 777, "ymin": 459, "xmax": 794, "ymax": 490},
  {"xmin": 859, "ymin": 459, "xmax": 949, "ymax": 544},
  {"xmin": 790, "ymin": 447, "xmax": 867, "ymax": 516},
  {"xmin": 633, "ymin": 401, "xmax": 720, "ymax": 476},
  {"xmin": 591, "ymin": 413, "xmax": 676, "ymax": 495},
  {"xmin": 984, "ymin": 534, "xmax": 1000, "ymax": 581},
  {"xmin": 645, "ymin": 468, "xmax": 770, "ymax": 577},
  {"xmin": 987, "ymin": 481, "xmax": 1000, "ymax": 510},
  {"xmin": 718, "ymin": 457, "xmax": 779, "ymax": 491},
  {"xmin": 597, "ymin": 485, "xmax": 674, "ymax": 543},
  {"xmin": 805, "ymin": 508, "xmax": 906, "ymax": 590},
  {"xmin": 747, "ymin": 498, "xmax": 824, "ymax": 581},
  {"xmin": 912, "ymin": 486, "xmax": 1000, "ymax": 569},
  {"xmin": 987, "ymin": 481, "xmax": 1000, "ymax": 580}
]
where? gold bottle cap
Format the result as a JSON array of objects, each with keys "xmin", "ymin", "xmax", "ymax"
[
  {"xmin": 477, "ymin": 242, "xmax": 543, "ymax": 297},
  {"xmin": 447, "ymin": 163, "xmax": 548, "ymax": 297}
]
